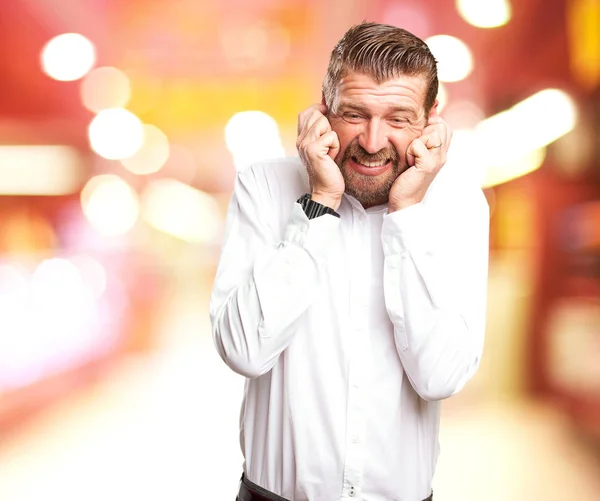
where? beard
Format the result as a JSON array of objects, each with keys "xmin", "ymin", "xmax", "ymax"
[{"xmin": 336, "ymin": 141, "xmax": 408, "ymax": 208}]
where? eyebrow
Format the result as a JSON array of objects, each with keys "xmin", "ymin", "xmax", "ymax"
[{"xmin": 337, "ymin": 102, "xmax": 418, "ymax": 119}]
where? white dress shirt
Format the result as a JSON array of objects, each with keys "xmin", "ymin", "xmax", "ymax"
[{"xmin": 209, "ymin": 156, "xmax": 489, "ymax": 501}]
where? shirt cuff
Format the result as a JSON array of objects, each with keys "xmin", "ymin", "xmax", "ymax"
[
  {"xmin": 284, "ymin": 202, "xmax": 340, "ymax": 258},
  {"xmin": 381, "ymin": 202, "xmax": 434, "ymax": 256}
]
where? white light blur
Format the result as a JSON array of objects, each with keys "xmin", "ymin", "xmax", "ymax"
[
  {"xmin": 443, "ymin": 100, "xmax": 485, "ymax": 130},
  {"xmin": 0, "ymin": 264, "xmax": 29, "ymax": 310},
  {"xmin": 141, "ymin": 179, "xmax": 221, "ymax": 243},
  {"xmin": 41, "ymin": 33, "xmax": 96, "ymax": 82},
  {"xmin": 483, "ymin": 148, "xmax": 546, "ymax": 188},
  {"xmin": 225, "ymin": 111, "xmax": 285, "ymax": 171},
  {"xmin": 0, "ymin": 258, "xmax": 111, "ymax": 391},
  {"xmin": 471, "ymin": 89, "xmax": 577, "ymax": 187},
  {"xmin": 121, "ymin": 124, "xmax": 170, "ymax": 175},
  {"xmin": 0, "ymin": 145, "xmax": 82, "ymax": 195},
  {"xmin": 477, "ymin": 88, "xmax": 577, "ymax": 165},
  {"xmin": 80, "ymin": 67, "xmax": 131, "ymax": 113},
  {"xmin": 69, "ymin": 255, "xmax": 107, "ymax": 298},
  {"xmin": 437, "ymin": 82, "xmax": 448, "ymax": 112},
  {"xmin": 0, "ymin": 264, "xmax": 32, "ymax": 389},
  {"xmin": 444, "ymin": 129, "xmax": 485, "ymax": 185},
  {"xmin": 81, "ymin": 175, "xmax": 140, "ymax": 236},
  {"xmin": 456, "ymin": 0, "xmax": 512, "ymax": 28},
  {"xmin": 31, "ymin": 259, "xmax": 84, "ymax": 307},
  {"xmin": 88, "ymin": 108, "xmax": 144, "ymax": 160},
  {"xmin": 29, "ymin": 259, "xmax": 98, "ymax": 374},
  {"xmin": 426, "ymin": 35, "xmax": 474, "ymax": 82}
]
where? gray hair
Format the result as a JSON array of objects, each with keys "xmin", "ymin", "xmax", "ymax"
[{"xmin": 322, "ymin": 22, "xmax": 438, "ymax": 114}]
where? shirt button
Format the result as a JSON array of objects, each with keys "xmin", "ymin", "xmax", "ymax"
[
  {"xmin": 352, "ymin": 436, "xmax": 359, "ymax": 443},
  {"xmin": 349, "ymin": 487, "xmax": 356, "ymax": 497}
]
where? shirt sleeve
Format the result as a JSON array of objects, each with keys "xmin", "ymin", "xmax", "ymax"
[
  {"xmin": 209, "ymin": 165, "xmax": 340, "ymax": 378},
  {"xmin": 381, "ymin": 177, "xmax": 490, "ymax": 401}
]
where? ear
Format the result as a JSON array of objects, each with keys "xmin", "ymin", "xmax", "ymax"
[
  {"xmin": 428, "ymin": 99, "xmax": 439, "ymax": 120},
  {"xmin": 321, "ymin": 92, "xmax": 327, "ymax": 106}
]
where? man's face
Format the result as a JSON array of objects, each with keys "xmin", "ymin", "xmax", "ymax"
[{"xmin": 328, "ymin": 71, "xmax": 431, "ymax": 208}]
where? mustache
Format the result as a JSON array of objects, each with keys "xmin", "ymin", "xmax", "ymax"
[{"xmin": 343, "ymin": 142, "xmax": 399, "ymax": 164}]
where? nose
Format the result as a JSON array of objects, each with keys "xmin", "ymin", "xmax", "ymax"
[{"xmin": 358, "ymin": 119, "xmax": 389, "ymax": 154}]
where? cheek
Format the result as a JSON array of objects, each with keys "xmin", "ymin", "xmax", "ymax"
[
  {"xmin": 332, "ymin": 128, "xmax": 357, "ymax": 154},
  {"xmin": 390, "ymin": 125, "xmax": 424, "ymax": 154},
  {"xmin": 389, "ymin": 136, "xmax": 413, "ymax": 158}
]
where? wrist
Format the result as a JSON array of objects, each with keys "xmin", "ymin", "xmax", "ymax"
[
  {"xmin": 388, "ymin": 198, "xmax": 421, "ymax": 213},
  {"xmin": 311, "ymin": 192, "xmax": 342, "ymax": 211}
]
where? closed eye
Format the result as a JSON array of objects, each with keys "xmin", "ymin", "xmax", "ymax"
[
  {"xmin": 389, "ymin": 117, "xmax": 410, "ymax": 127},
  {"xmin": 343, "ymin": 112, "xmax": 366, "ymax": 123}
]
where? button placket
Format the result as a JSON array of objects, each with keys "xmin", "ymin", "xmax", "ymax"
[{"xmin": 341, "ymin": 215, "xmax": 371, "ymax": 500}]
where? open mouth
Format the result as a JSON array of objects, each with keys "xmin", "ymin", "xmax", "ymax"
[
  {"xmin": 350, "ymin": 156, "xmax": 392, "ymax": 176},
  {"xmin": 352, "ymin": 156, "xmax": 389, "ymax": 167}
]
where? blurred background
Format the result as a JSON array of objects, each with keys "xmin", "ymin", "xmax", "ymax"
[{"xmin": 0, "ymin": 0, "xmax": 599, "ymax": 499}]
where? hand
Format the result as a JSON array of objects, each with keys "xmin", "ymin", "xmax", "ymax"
[
  {"xmin": 296, "ymin": 103, "xmax": 344, "ymax": 210},
  {"xmin": 388, "ymin": 112, "xmax": 452, "ymax": 212}
]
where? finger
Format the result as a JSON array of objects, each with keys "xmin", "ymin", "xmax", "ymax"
[
  {"xmin": 421, "ymin": 121, "xmax": 451, "ymax": 149},
  {"xmin": 323, "ymin": 130, "xmax": 340, "ymax": 160},
  {"xmin": 305, "ymin": 115, "xmax": 333, "ymax": 142},
  {"xmin": 419, "ymin": 132, "xmax": 443, "ymax": 150},
  {"xmin": 427, "ymin": 115, "xmax": 443, "ymax": 125},
  {"xmin": 297, "ymin": 104, "xmax": 327, "ymax": 135},
  {"xmin": 298, "ymin": 104, "xmax": 327, "ymax": 134},
  {"xmin": 297, "ymin": 110, "xmax": 329, "ymax": 146},
  {"xmin": 298, "ymin": 115, "xmax": 332, "ymax": 154},
  {"xmin": 307, "ymin": 130, "xmax": 340, "ymax": 162},
  {"xmin": 406, "ymin": 138, "xmax": 430, "ymax": 168}
]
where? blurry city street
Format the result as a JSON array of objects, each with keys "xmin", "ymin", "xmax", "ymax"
[
  {"xmin": 1, "ymin": 0, "xmax": 600, "ymax": 500},
  {"xmin": 1, "ymin": 253, "xmax": 600, "ymax": 500}
]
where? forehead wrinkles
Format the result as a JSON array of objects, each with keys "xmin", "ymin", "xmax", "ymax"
[{"xmin": 336, "ymin": 75, "xmax": 427, "ymax": 116}]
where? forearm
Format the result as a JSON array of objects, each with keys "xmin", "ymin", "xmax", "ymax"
[
  {"xmin": 211, "ymin": 241, "xmax": 321, "ymax": 378},
  {"xmin": 386, "ymin": 252, "xmax": 486, "ymax": 400},
  {"xmin": 210, "ymin": 201, "xmax": 340, "ymax": 378},
  {"xmin": 383, "ymin": 194, "xmax": 489, "ymax": 401}
]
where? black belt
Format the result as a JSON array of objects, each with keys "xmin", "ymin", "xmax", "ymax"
[{"xmin": 237, "ymin": 474, "xmax": 433, "ymax": 501}]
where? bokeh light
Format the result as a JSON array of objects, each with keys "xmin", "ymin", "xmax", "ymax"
[
  {"xmin": 40, "ymin": 33, "xmax": 96, "ymax": 82},
  {"xmin": 426, "ymin": 34, "xmax": 474, "ymax": 82},
  {"xmin": 443, "ymin": 100, "xmax": 485, "ymax": 130},
  {"xmin": 121, "ymin": 124, "xmax": 170, "ymax": 175},
  {"xmin": 141, "ymin": 179, "xmax": 221, "ymax": 243},
  {"xmin": 0, "ymin": 145, "xmax": 82, "ymax": 195},
  {"xmin": 457, "ymin": 0, "xmax": 512, "ymax": 28},
  {"xmin": 31, "ymin": 258, "xmax": 84, "ymax": 306},
  {"xmin": 69, "ymin": 255, "xmax": 107, "ymax": 299},
  {"xmin": 477, "ymin": 88, "xmax": 577, "ymax": 164},
  {"xmin": 437, "ymin": 82, "xmax": 448, "ymax": 112},
  {"xmin": 80, "ymin": 67, "xmax": 131, "ymax": 113},
  {"xmin": 225, "ymin": 111, "xmax": 285, "ymax": 171},
  {"xmin": 0, "ymin": 264, "xmax": 29, "ymax": 310},
  {"xmin": 81, "ymin": 175, "xmax": 140, "ymax": 236},
  {"xmin": 88, "ymin": 108, "xmax": 144, "ymax": 160},
  {"xmin": 483, "ymin": 147, "xmax": 547, "ymax": 187}
]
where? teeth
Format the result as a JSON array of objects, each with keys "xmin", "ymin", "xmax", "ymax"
[{"xmin": 359, "ymin": 160, "xmax": 388, "ymax": 167}]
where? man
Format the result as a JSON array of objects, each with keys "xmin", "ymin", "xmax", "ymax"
[{"xmin": 210, "ymin": 22, "xmax": 489, "ymax": 501}]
